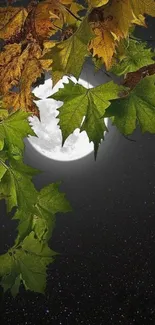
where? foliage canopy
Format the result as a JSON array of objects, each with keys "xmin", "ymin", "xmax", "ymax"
[{"xmin": 0, "ymin": 0, "xmax": 155, "ymax": 296}]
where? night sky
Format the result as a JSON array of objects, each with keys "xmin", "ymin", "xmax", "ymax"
[{"xmin": 1, "ymin": 3, "xmax": 155, "ymax": 325}]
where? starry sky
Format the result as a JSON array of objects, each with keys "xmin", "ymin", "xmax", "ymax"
[{"xmin": 1, "ymin": 2, "xmax": 155, "ymax": 325}]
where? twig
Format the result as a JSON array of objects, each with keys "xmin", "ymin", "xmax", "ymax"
[
  {"xmin": 53, "ymin": 24, "xmax": 64, "ymax": 31},
  {"xmin": 65, "ymin": 7, "xmax": 82, "ymax": 22}
]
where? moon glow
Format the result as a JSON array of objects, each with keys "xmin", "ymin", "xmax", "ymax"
[{"xmin": 28, "ymin": 75, "xmax": 107, "ymax": 162}]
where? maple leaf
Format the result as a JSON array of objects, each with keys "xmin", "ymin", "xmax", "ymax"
[
  {"xmin": 0, "ymin": 43, "xmax": 27, "ymax": 94},
  {"xmin": 31, "ymin": 0, "xmax": 84, "ymax": 41},
  {"xmin": 89, "ymin": 0, "xmax": 155, "ymax": 69},
  {"xmin": 50, "ymin": 79, "xmax": 125, "ymax": 158},
  {"xmin": 41, "ymin": 16, "xmax": 94, "ymax": 86},
  {"xmin": 0, "ymin": 2, "xmax": 57, "ymax": 116},
  {"xmin": 88, "ymin": 0, "xmax": 109, "ymax": 8},
  {"xmin": 0, "ymin": 111, "xmax": 39, "ymax": 212},
  {"xmin": 0, "ymin": 232, "xmax": 56, "ymax": 296},
  {"xmin": 105, "ymin": 75, "xmax": 155, "ymax": 136},
  {"xmin": 0, "ymin": 153, "xmax": 39, "ymax": 213},
  {"xmin": 0, "ymin": 42, "xmax": 47, "ymax": 116},
  {"xmin": 28, "ymin": 0, "xmax": 62, "ymax": 42},
  {"xmin": 64, "ymin": 1, "xmax": 85, "ymax": 25},
  {"xmin": 13, "ymin": 181, "xmax": 72, "ymax": 243},
  {"xmin": 111, "ymin": 39, "xmax": 155, "ymax": 76},
  {"xmin": 0, "ymin": 110, "xmax": 36, "ymax": 158},
  {"xmin": 131, "ymin": 0, "xmax": 155, "ymax": 18},
  {"xmin": 0, "ymin": 1, "xmax": 86, "ymax": 115},
  {"xmin": 0, "ymin": 0, "xmax": 71, "ymax": 46},
  {"xmin": 0, "ymin": 6, "xmax": 28, "ymax": 40},
  {"xmin": 89, "ymin": 21, "xmax": 116, "ymax": 70}
]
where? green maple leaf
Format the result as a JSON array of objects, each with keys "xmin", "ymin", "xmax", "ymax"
[
  {"xmin": 32, "ymin": 182, "xmax": 72, "ymax": 241},
  {"xmin": 0, "ymin": 110, "xmax": 36, "ymax": 158},
  {"xmin": 50, "ymin": 79, "xmax": 125, "ymax": 158},
  {"xmin": 0, "ymin": 154, "xmax": 39, "ymax": 212},
  {"xmin": 13, "ymin": 181, "xmax": 72, "ymax": 243},
  {"xmin": 105, "ymin": 75, "xmax": 155, "ymax": 135},
  {"xmin": 111, "ymin": 39, "xmax": 155, "ymax": 76},
  {"xmin": 0, "ymin": 232, "xmax": 56, "ymax": 296},
  {"xmin": 41, "ymin": 16, "xmax": 94, "ymax": 86}
]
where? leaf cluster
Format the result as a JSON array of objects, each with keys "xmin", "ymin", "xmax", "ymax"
[
  {"xmin": 1, "ymin": 0, "xmax": 155, "ymax": 296},
  {"xmin": 0, "ymin": 108, "xmax": 71, "ymax": 296}
]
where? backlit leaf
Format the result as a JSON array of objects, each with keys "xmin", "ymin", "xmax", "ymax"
[
  {"xmin": 0, "ymin": 110, "xmax": 36, "ymax": 156},
  {"xmin": 105, "ymin": 75, "xmax": 155, "ymax": 135},
  {"xmin": 89, "ymin": 0, "xmax": 155, "ymax": 69},
  {"xmin": 111, "ymin": 39, "xmax": 155, "ymax": 76},
  {"xmin": 0, "ymin": 232, "xmax": 56, "ymax": 295},
  {"xmin": 41, "ymin": 16, "xmax": 94, "ymax": 85},
  {"xmin": 13, "ymin": 181, "xmax": 72, "ymax": 242},
  {"xmin": 50, "ymin": 79, "xmax": 125, "ymax": 157},
  {"xmin": 0, "ymin": 155, "xmax": 39, "ymax": 212}
]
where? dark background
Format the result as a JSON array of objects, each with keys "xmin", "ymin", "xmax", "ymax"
[{"xmin": 1, "ymin": 1, "xmax": 155, "ymax": 324}]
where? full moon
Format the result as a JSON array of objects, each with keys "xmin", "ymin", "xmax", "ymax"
[{"xmin": 28, "ymin": 71, "xmax": 108, "ymax": 162}]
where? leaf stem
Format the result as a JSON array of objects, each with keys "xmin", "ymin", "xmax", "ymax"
[{"xmin": 53, "ymin": 24, "xmax": 64, "ymax": 31}]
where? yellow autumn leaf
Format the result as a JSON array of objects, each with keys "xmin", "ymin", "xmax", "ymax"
[
  {"xmin": 0, "ymin": 0, "xmax": 65, "ymax": 117},
  {"xmin": 89, "ymin": 22, "xmax": 116, "ymax": 70},
  {"xmin": 131, "ymin": 13, "xmax": 146, "ymax": 27},
  {"xmin": 35, "ymin": 0, "xmax": 84, "ymax": 41},
  {"xmin": 34, "ymin": 0, "xmax": 63, "ymax": 40},
  {"xmin": 2, "ymin": 90, "xmax": 40, "ymax": 117},
  {"xmin": 88, "ymin": 0, "xmax": 109, "ymax": 8},
  {"xmin": 43, "ymin": 16, "xmax": 93, "ymax": 86},
  {"xmin": 0, "ymin": 43, "xmax": 29, "ymax": 94},
  {"xmin": 101, "ymin": 1, "xmax": 135, "ymax": 39},
  {"xmin": 33, "ymin": 0, "xmax": 82, "ymax": 41},
  {"xmin": 60, "ymin": 0, "xmax": 73, "ymax": 4},
  {"xmin": 41, "ymin": 40, "xmax": 56, "ymax": 70},
  {"xmin": 131, "ymin": 0, "xmax": 155, "ymax": 18},
  {"xmin": 0, "ymin": 6, "xmax": 28, "ymax": 40},
  {"xmin": 0, "ymin": 42, "xmax": 49, "ymax": 116},
  {"xmin": 64, "ymin": 2, "xmax": 84, "ymax": 25},
  {"xmin": 89, "ymin": 0, "xmax": 155, "ymax": 69},
  {"xmin": 48, "ymin": 0, "xmax": 84, "ymax": 32},
  {"xmin": 21, "ymin": 0, "xmax": 75, "ymax": 44}
]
